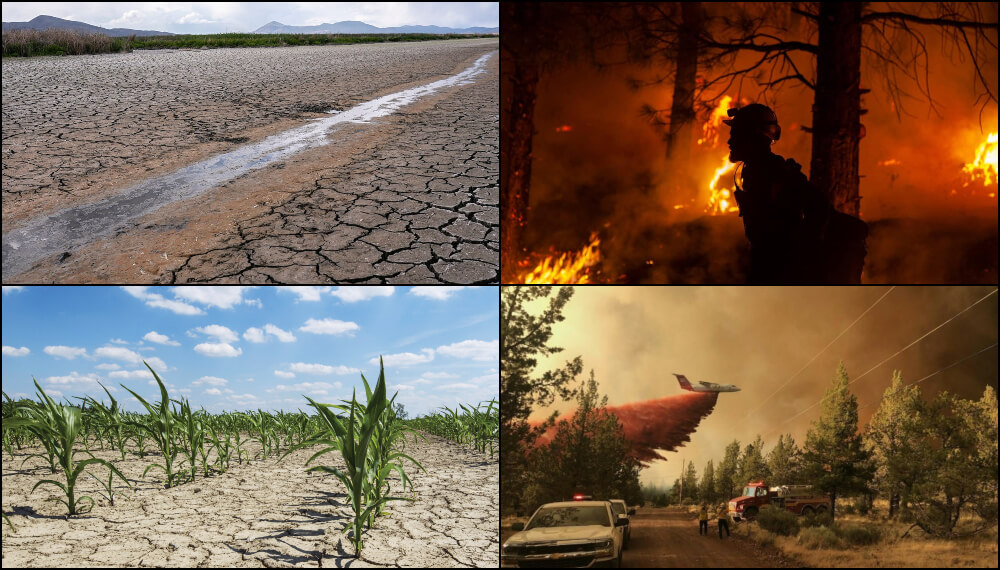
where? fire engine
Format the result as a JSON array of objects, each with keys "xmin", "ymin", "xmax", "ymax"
[{"xmin": 728, "ymin": 480, "xmax": 831, "ymax": 522}]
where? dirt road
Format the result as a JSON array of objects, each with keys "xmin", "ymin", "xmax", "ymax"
[{"xmin": 626, "ymin": 507, "xmax": 788, "ymax": 568}]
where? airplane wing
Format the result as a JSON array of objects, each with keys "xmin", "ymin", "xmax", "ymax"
[{"xmin": 698, "ymin": 381, "xmax": 713, "ymax": 388}]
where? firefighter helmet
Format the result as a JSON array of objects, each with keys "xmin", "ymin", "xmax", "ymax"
[{"xmin": 723, "ymin": 103, "xmax": 781, "ymax": 142}]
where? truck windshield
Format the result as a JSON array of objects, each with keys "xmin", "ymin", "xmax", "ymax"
[
  {"xmin": 742, "ymin": 487, "xmax": 757, "ymax": 497},
  {"xmin": 526, "ymin": 506, "xmax": 611, "ymax": 529}
]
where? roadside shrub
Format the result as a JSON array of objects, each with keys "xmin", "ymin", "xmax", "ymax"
[
  {"xmin": 800, "ymin": 510, "xmax": 833, "ymax": 528},
  {"xmin": 757, "ymin": 507, "xmax": 800, "ymax": 536},
  {"xmin": 835, "ymin": 523, "xmax": 882, "ymax": 546},
  {"xmin": 797, "ymin": 526, "xmax": 843, "ymax": 549}
]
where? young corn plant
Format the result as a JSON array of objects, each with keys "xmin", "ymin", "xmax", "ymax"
[
  {"xmin": 2, "ymin": 511, "xmax": 12, "ymax": 532},
  {"xmin": 79, "ymin": 382, "xmax": 128, "ymax": 460},
  {"xmin": 15, "ymin": 380, "xmax": 130, "ymax": 516},
  {"xmin": 174, "ymin": 397, "xmax": 206, "ymax": 483},
  {"xmin": 285, "ymin": 358, "xmax": 418, "ymax": 558},
  {"xmin": 123, "ymin": 362, "xmax": 181, "ymax": 488}
]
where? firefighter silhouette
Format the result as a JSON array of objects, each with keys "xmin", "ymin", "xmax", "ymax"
[{"xmin": 724, "ymin": 104, "xmax": 867, "ymax": 283}]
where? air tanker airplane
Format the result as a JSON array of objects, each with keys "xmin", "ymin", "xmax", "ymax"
[{"xmin": 674, "ymin": 373, "xmax": 741, "ymax": 393}]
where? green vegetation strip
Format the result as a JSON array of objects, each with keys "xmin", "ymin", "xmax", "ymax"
[{"xmin": 2, "ymin": 29, "xmax": 495, "ymax": 57}]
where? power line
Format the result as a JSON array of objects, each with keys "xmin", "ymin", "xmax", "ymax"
[
  {"xmin": 746, "ymin": 287, "xmax": 895, "ymax": 419},
  {"xmin": 859, "ymin": 342, "xmax": 998, "ymax": 411},
  {"xmin": 763, "ymin": 288, "xmax": 997, "ymax": 437}
]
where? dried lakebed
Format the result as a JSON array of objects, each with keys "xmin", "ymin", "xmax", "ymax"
[
  {"xmin": 1, "ymin": 39, "xmax": 498, "ymax": 283},
  {"xmin": 1, "ymin": 433, "xmax": 499, "ymax": 568}
]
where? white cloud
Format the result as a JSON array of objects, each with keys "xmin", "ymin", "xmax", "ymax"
[
  {"xmin": 44, "ymin": 345, "xmax": 88, "ymax": 359},
  {"xmin": 421, "ymin": 371, "xmax": 459, "ymax": 379},
  {"xmin": 204, "ymin": 388, "xmax": 223, "ymax": 396},
  {"xmin": 2, "ymin": 346, "xmax": 30, "ymax": 357},
  {"xmin": 95, "ymin": 363, "xmax": 121, "ymax": 370},
  {"xmin": 194, "ymin": 325, "xmax": 239, "ymax": 343},
  {"xmin": 374, "ymin": 349, "xmax": 435, "ymax": 367},
  {"xmin": 299, "ymin": 318, "xmax": 360, "ymax": 335},
  {"xmin": 94, "ymin": 346, "xmax": 142, "ymax": 363},
  {"xmin": 391, "ymin": 384, "xmax": 415, "ymax": 391},
  {"xmin": 277, "ymin": 286, "xmax": 330, "ymax": 301},
  {"xmin": 109, "ymin": 338, "xmax": 129, "ymax": 345},
  {"xmin": 273, "ymin": 382, "xmax": 341, "ymax": 395},
  {"xmin": 410, "ymin": 286, "xmax": 466, "ymax": 300},
  {"xmin": 192, "ymin": 376, "xmax": 228, "ymax": 387},
  {"xmin": 2, "ymin": 286, "xmax": 25, "ymax": 295},
  {"xmin": 109, "ymin": 369, "xmax": 154, "ymax": 380},
  {"xmin": 244, "ymin": 324, "xmax": 296, "ymax": 343},
  {"xmin": 47, "ymin": 389, "xmax": 63, "ymax": 398},
  {"xmin": 412, "ymin": 378, "xmax": 433, "ymax": 385},
  {"xmin": 172, "ymin": 286, "xmax": 253, "ymax": 309},
  {"xmin": 122, "ymin": 286, "xmax": 203, "ymax": 315},
  {"xmin": 43, "ymin": 371, "xmax": 115, "ymax": 393},
  {"xmin": 436, "ymin": 383, "xmax": 478, "ymax": 390},
  {"xmin": 245, "ymin": 298, "xmax": 263, "ymax": 308},
  {"xmin": 436, "ymin": 340, "xmax": 499, "ymax": 361},
  {"xmin": 144, "ymin": 331, "xmax": 180, "ymax": 346},
  {"xmin": 329, "ymin": 286, "xmax": 394, "ymax": 302},
  {"xmin": 243, "ymin": 327, "xmax": 266, "ymax": 343},
  {"xmin": 178, "ymin": 11, "xmax": 215, "ymax": 24},
  {"xmin": 275, "ymin": 370, "xmax": 296, "ymax": 379},
  {"xmin": 194, "ymin": 343, "xmax": 242, "ymax": 358},
  {"xmin": 289, "ymin": 362, "xmax": 360, "ymax": 375}
]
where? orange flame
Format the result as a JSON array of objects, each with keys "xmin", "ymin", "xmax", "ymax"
[
  {"xmin": 555, "ymin": 125, "xmax": 573, "ymax": 133},
  {"xmin": 706, "ymin": 154, "xmax": 739, "ymax": 215},
  {"xmin": 962, "ymin": 132, "xmax": 998, "ymax": 187},
  {"xmin": 877, "ymin": 159, "xmax": 902, "ymax": 167},
  {"xmin": 519, "ymin": 233, "xmax": 601, "ymax": 284},
  {"xmin": 697, "ymin": 95, "xmax": 733, "ymax": 146}
]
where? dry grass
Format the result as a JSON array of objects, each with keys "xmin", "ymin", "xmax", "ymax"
[
  {"xmin": 2, "ymin": 29, "xmax": 135, "ymax": 57},
  {"xmin": 734, "ymin": 513, "xmax": 999, "ymax": 568}
]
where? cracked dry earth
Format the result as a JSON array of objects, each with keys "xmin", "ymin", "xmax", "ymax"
[
  {"xmin": 1, "ymin": 433, "xmax": 499, "ymax": 568},
  {"xmin": 2, "ymin": 38, "xmax": 498, "ymax": 283}
]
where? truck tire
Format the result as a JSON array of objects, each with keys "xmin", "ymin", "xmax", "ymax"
[
  {"xmin": 744, "ymin": 507, "xmax": 759, "ymax": 520},
  {"xmin": 801, "ymin": 506, "xmax": 815, "ymax": 516},
  {"xmin": 815, "ymin": 505, "xmax": 827, "ymax": 514}
]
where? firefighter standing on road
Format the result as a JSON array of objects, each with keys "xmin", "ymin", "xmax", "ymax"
[
  {"xmin": 716, "ymin": 503, "xmax": 730, "ymax": 539},
  {"xmin": 698, "ymin": 503, "xmax": 709, "ymax": 535}
]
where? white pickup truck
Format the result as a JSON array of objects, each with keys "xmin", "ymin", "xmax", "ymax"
[{"xmin": 501, "ymin": 500, "xmax": 627, "ymax": 568}]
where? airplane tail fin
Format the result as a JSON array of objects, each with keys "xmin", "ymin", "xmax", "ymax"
[{"xmin": 674, "ymin": 373, "xmax": 693, "ymax": 391}]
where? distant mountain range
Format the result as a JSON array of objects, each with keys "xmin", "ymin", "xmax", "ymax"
[
  {"xmin": 1, "ymin": 15, "xmax": 498, "ymax": 37},
  {"xmin": 252, "ymin": 20, "xmax": 499, "ymax": 35},
  {"xmin": 1, "ymin": 15, "xmax": 174, "ymax": 36}
]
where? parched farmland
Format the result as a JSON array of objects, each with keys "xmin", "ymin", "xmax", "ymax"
[
  {"xmin": 1, "ymin": 366, "xmax": 499, "ymax": 568},
  {"xmin": 1, "ymin": 38, "xmax": 498, "ymax": 283}
]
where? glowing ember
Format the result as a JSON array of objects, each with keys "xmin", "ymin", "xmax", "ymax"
[
  {"xmin": 706, "ymin": 154, "xmax": 739, "ymax": 215},
  {"xmin": 877, "ymin": 159, "xmax": 902, "ymax": 167},
  {"xmin": 519, "ymin": 232, "xmax": 601, "ymax": 284},
  {"xmin": 555, "ymin": 125, "xmax": 573, "ymax": 133},
  {"xmin": 697, "ymin": 95, "xmax": 733, "ymax": 146},
  {"xmin": 962, "ymin": 132, "xmax": 998, "ymax": 186}
]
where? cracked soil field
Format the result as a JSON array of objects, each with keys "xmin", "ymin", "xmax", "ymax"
[
  {"xmin": 1, "ymin": 433, "xmax": 498, "ymax": 568},
  {"xmin": 1, "ymin": 38, "xmax": 498, "ymax": 283}
]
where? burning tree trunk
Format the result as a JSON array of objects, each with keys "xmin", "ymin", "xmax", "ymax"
[
  {"xmin": 666, "ymin": 2, "xmax": 703, "ymax": 165},
  {"xmin": 810, "ymin": 2, "xmax": 863, "ymax": 216}
]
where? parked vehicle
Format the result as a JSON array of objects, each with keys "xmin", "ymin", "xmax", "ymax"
[
  {"xmin": 501, "ymin": 500, "xmax": 626, "ymax": 568},
  {"xmin": 728, "ymin": 480, "xmax": 831, "ymax": 522}
]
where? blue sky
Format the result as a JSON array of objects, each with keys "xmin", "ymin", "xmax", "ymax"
[
  {"xmin": 1, "ymin": 286, "xmax": 497, "ymax": 416},
  {"xmin": 1, "ymin": 2, "xmax": 499, "ymax": 34}
]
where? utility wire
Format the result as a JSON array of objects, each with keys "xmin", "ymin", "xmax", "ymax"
[
  {"xmin": 763, "ymin": 288, "xmax": 997, "ymax": 437},
  {"xmin": 859, "ymin": 342, "xmax": 998, "ymax": 411},
  {"xmin": 747, "ymin": 287, "xmax": 895, "ymax": 418}
]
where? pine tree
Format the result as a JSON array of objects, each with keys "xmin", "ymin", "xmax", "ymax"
[
  {"xmin": 716, "ymin": 440, "xmax": 741, "ymax": 500},
  {"xmin": 500, "ymin": 286, "xmax": 583, "ymax": 515},
  {"xmin": 863, "ymin": 370, "xmax": 928, "ymax": 518},
  {"xmin": 802, "ymin": 361, "xmax": 873, "ymax": 520},
  {"xmin": 738, "ymin": 435, "xmax": 770, "ymax": 485},
  {"xmin": 767, "ymin": 434, "xmax": 802, "ymax": 485},
  {"xmin": 700, "ymin": 460, "xmax": 716, "ymax": 505}
]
